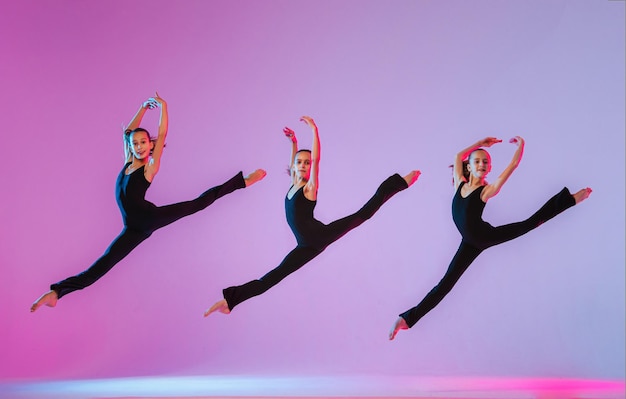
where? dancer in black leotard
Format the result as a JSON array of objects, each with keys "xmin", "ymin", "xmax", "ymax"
[
  {"xmin": 204, "ymin": 116, "xmax": 420, "ymax": 316},
  {"xmin": 389, "ymin": 136, "xmax": 592, "ymax": 339},
  {"xmin": 30, "ymin": 93, "xmax": 266, "ymax": 312}
]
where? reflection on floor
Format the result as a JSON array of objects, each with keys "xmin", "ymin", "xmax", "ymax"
[{"xmin": 0, "ymin": 375, "xmax": 624, "ymax": 399}]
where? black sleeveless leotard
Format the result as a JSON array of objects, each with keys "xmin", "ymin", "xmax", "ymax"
[
  {"xmin": 452, "ymin": 184, "xmax": 488, "ymax": 243},
  {"xmin": 115, "ymin": 163, "xmax": 154, "ymax": 230},
  {"xmin": 222, "ymin": 173, "xmax": 409, "ymax": 311},
  {"xmin": 285, "ymin": 186, "xmax": 326, "ymax": 248},
  {"xmin": 399, "ymin": 182, "xmax": 576, "ymax": 327},
  {"xmin": 50, "ymin": 162, "xmax": 246, "ymax": 299}
]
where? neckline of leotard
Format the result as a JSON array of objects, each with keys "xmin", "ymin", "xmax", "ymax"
[
  {"xmin": 287, "ymin": 185, "xmax": 304, "ymax": 200},
  {"xmin": 124, "ymin": 162, "xmax": 145, "ymax": 176},
  {"xmin": 458, "ymin": 181, "xmax": 485, "ymax": 199},
  {"xmin": 287, "ymin": 185, "xmax": 315, "ymax": 202}
]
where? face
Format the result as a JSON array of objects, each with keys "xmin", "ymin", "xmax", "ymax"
[
  {"xmin": 293, "ymin": 151, "xmax": 312, "ymax": 180},
  {"xmin": 129, "ymin": 131, "xmax": 153, "ymax": 160},
  {"xmin": 467, "ymin": 149, "xmax": 491, "ymax": 179}
]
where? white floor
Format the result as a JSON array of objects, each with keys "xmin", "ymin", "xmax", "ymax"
[{"xmin": 0, "ymin": 375, "xmax": 624, "ymax": 399}]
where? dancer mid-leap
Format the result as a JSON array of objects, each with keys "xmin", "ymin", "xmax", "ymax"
[
  {"xmin": 205, "ymin": 116, "xmax": 420, "ymax": 316},
  {"xmin": 389, "ymin": 136, "xmax": 591, "ymax": 339},
  {"xmin": 31, "ymin": 93, "xmax": 266, "ymax": 312}
]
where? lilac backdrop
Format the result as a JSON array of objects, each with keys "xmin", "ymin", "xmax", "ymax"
[{"xmin": 1, "ymin": 0, "xmax": 623, "ymax": 382}]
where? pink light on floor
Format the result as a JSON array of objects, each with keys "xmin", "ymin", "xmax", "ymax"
[{"xmin": 0, "ymin": 375, "xmax": 623, "ymax": 399}]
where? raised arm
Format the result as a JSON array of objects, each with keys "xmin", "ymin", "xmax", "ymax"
[
  {"xmin": 453, "ymin": 137, "xmax": 501, "ymax": 190},
  {"xmin": 283, "ymin": 126, "xmax": 298, "ymax": 183},
  {"xmin": 482, "ymin": 136, "xmax": 524, "ymax": 201},
  {"xmin": 144, "ymin": 92, "xmax": 168, "ymax": 182},
  {"xmin": 123, "ymin": 98, "xmax": 157, "ymax": 162},
  {"xmin": 300, "ymin": 116, "xmax": 320, "ymax": 197}
]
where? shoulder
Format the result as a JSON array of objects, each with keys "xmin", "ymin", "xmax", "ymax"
[
  {"xmin": 142, "ymin": 159, "xmax": 158, "ymax": 182},
  {"xmin": 453, "ymin": 178, "xmax": 466, "ymax": 192},
  {"xmin": 480, "ymin": 182, "xmax": 496, "ymax": 202},
  {"xmin": 303, "ymin": 182, "xmax": 317, "ymax": 201}
]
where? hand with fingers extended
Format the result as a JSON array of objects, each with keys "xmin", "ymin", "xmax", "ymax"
[
  {"xmin": 147, "ymin": 91, "xmax": 167, "ymax": 108},
  {"xmin": 509, "ymin": 136, "xmax": 525, "ymax": 147},
  {"xmin": 479, "ymin": 137, "xmax": 502, "ymax": 147},
  {"xmin": 142, "ymin": 98, "xmax": 158, "ymax": 110},
  {"xmin": 283, "ymin": 127, "xmax": 297, "ymax": 143},
  {"xmin": 300, "ymin": 115, "xmax": 317, "ymax": 130}
]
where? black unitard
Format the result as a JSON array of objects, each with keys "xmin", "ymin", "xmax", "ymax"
[
  {"xmin": 223, "ymin": 174, "xmax": 409, "ymax": 310},
  {"xmin": 399, "ymin": 182, "xmax": 575, "ymax": 327},
  {"xmin": 51, "ymin": 162, "xmax": 246, "ymax": 299}
]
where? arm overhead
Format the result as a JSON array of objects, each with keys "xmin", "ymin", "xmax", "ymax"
[
  {"xmin": 300, "ymin": 116, "xmax": 320, "ymax": 199},
  {"xmin": 144, "ymin": 92, "xmax": 168, "ymax": 182},
  {"xmin": 482, "ymin": 136, "xmax": 524, "ymax": 201},
  {"xmin": 284, "ymin": 126, "xmax": 298, "ymax": 184}
]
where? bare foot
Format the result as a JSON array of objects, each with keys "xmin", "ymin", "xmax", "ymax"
[
  {"xmin": 244, "ymin": 169, "xmax": 267, "ymax": 187},
  {"xmin": 204, "ymin": 299, "xmax": 231, "ymax": 317},
  {"xmin": 403, "ymin": 170, "xmax": 421, "ymax": 187},
  {"xmin": 572, "ymin": 187, "xmax": 592, "ymax": 204},
  {"xmin": 389, "ymin": 317, "xmax": 409, "ymax": 340},
  {"xmin": 30, "ymin": 290, "xmax": 58, "ymax": 313}
]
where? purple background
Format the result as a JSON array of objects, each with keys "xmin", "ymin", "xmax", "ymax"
[{"xmin": 1, "ymin": 0, "xmax": 623, "ymax": 382}]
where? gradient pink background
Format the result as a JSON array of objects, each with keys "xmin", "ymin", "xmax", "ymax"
[{"xmin": 1, "ymin": 0, "xmax": 623, "ymax": 384}]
